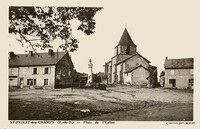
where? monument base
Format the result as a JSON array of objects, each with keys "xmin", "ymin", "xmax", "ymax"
[{"xmin": 86, "ymin": 82, "xmax": 92, "ymax": 87}]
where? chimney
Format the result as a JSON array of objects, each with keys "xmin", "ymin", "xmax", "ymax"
[
  {"xmin": 29, "ymin": 51, "xmax": 33, "ymax": 56},
  {"xmin": 165, "ymin": 57, "xmax": 168, "ymax": 60},
  {"xmin": 9, "ymin": 51, "xmax": 15, "ymax": 59},
  {"xmin": 48, "ymin": 49, "xmax": 54, "ymax": 56}
]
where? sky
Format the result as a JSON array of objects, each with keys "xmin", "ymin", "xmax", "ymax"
[{"xmin": 8, "ymin": 0, "xmax": 199, "ymax": 75}]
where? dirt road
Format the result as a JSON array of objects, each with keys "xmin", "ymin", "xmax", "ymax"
[{"xmin": 9, "ymin": 86, "xmax": 193, "ymax": 120}]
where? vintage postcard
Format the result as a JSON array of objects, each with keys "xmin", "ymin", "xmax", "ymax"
[{"xmin": 0, "ymin": 0, "xmax": 199, "ymax": 129}]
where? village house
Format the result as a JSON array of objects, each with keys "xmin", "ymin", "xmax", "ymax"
[
  {"xmin": 104, "ymin": 28, "xmax": 157, "ymax": 87},
  {"xmin": 9, "ymin": 49, "xmax": 74, "ymax": 89},
  {"xmin": 164, "ymin": 57, "xmax": 194, "ymax": 89}
]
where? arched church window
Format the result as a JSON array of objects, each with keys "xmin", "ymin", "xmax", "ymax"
[
  {"xmin": 126, "ymin": 46, "xmax": 130, "ymax": 54},
  {"xmin": 68, "ymin": 70, "xmax": 71, "ymax": 78}
]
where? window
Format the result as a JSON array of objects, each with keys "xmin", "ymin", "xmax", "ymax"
[
  {"xmin": 9, "ymin": 79, "xmax": 13, "ymax": 86},
  {"xmin": 190, "ymin": 69, "xmax": 193, "ymax": 75},
  {"xmin": 118, "ymin": 46, "xmax": 121, "ymax": 54},
  {"xmin": 56, "ymin": 75, "xmax": 60, "ymax": 79},
  {"xmin": 22, "ymin": 69, "xmax": 26, "ymax": 75},
  {"xmin": 27, "ymin": 79, "xmax": 36, "ymax": 85},
  {"xmin": 170, "ymin": 70, "xmax": 174, "ymax": 75},
  {"xmin": 126, "ymin": 46, "xmax": 130, "ymax": 54},
  {"xmin": 68, "ymin": 70, "xmax": 71, "ymax": 77},
  {"xmin": 44, "ymin": 79, "xmax": 48, "ymax": 85},
  {"xmin": 33, "ymin": 68, "xmax": 37, "ymax": 74},
  {"xmin": 44, "ymin": 67, "xmax": 49, "ymax": 74},
  {"xmin": 188, "ymin": 79, "xmax": 193, "ymax": 87},
  {"xmin": 9, "ymin": 69, "xmax": 13, "ymax": 75}
]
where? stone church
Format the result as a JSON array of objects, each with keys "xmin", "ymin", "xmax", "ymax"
[{"xmin": 104, "ymin": 28, "xmax": 157, "ymax": 87}]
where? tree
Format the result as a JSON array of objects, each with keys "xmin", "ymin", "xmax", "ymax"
[
  {"xmin": 9, "ymin": 6, "xmax": 103, "ymax": 53},
  {"xmin": 159, "ymin": 71, "xmax": 165, "ymax": 77}
]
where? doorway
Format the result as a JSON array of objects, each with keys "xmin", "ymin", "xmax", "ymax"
[
  {"xmin": 19, "ymin": 78, "xmax": 24, "ymax": 88},
  {"xmin": 169, "ymin": 79, "xmax": 176, "ymax": 87}
]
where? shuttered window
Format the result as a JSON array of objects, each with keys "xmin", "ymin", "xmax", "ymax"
[
  {"xmin": 44, "ymin": 79, "xmax": 48, "ymax": 85},
  {"xmin": 33, "ymin": 68, "xmax": 37, "ymax": 74},
  {"xmin": 44, "ymin": 67, "xmax": 49, "ymax": 74},
  {"xmin": 188, "ymin": 79, "xmax": 193, "ymax": 87}
]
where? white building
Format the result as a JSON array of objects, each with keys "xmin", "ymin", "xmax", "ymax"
[{"xmin": 9, "ymin": 49, "xmax": 74, "ymax": 89}]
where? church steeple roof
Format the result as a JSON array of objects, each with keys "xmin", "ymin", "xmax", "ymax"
[{"xmin": 117, "ymin": 28, "xmax": 136, "ymax": 47}]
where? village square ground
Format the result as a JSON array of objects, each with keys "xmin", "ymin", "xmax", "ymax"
[{"xmin": 9, "ymin": 86, "xmax": 193, "ymax": 121}]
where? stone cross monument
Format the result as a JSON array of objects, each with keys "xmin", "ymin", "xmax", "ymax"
[{"xmin": 86, "ymin": 58, "xmax": 93, "ymax": 86}]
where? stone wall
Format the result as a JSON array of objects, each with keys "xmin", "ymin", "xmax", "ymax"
[
  {"xmin": 125, "ymin": 55, "xmax": 149, "ymax": 71},
  {"xmin": 131, "ymin": 67, "xmax": 150, "ymax": 86},
  {"xmin": 55, "ymin": 54, "xmax": 74, "ymax": 88}
]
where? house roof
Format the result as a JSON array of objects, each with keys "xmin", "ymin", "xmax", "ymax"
[
  {"xmin": 116, "ymin": 28, "xmax": 136, "ymax": 47},
  {"xmin": 164, "ymin": 58, "xmax": 194, "ymax": 69},
  {"xmin": 124, "ymin": 64, "xmax": 150, "ymax": 73},
  {"xmin": 148, "ymin": 65, "xmax": 157, "ymax": 71},
  {"xmin": 9, "ymin": 51, "xmax": 72, "ymax": 67},
  {"xmin": 115, "ymin": 53, "xmax": 150, "ymax": 65}
]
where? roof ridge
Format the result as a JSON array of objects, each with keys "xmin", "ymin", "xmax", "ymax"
[
  {"xmin": 12, "ymin": 51, "xmax": 67, "ymax": 55},
  {"xmin": 9, "ymin": 51, "xmax": 69, "ymax": 67},
  {"xmin": 115, "ymin": 52, "xmax": 150, "ymax": 65},
  {"xmin": 115, "ymin": 53, "xmax": 138, "ymax": 65},
  {"xmin": 124, "ymin": 64, "xmax": 149, "ymax": 73},
  {"xmin": 166, "ymin": 57, "xmax": 193, "ymax": 60}
]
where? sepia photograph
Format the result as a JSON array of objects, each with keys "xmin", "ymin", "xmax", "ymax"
[{"xmin": 1, "ymin": 0, "xmax": 200, "ymax": 128}]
